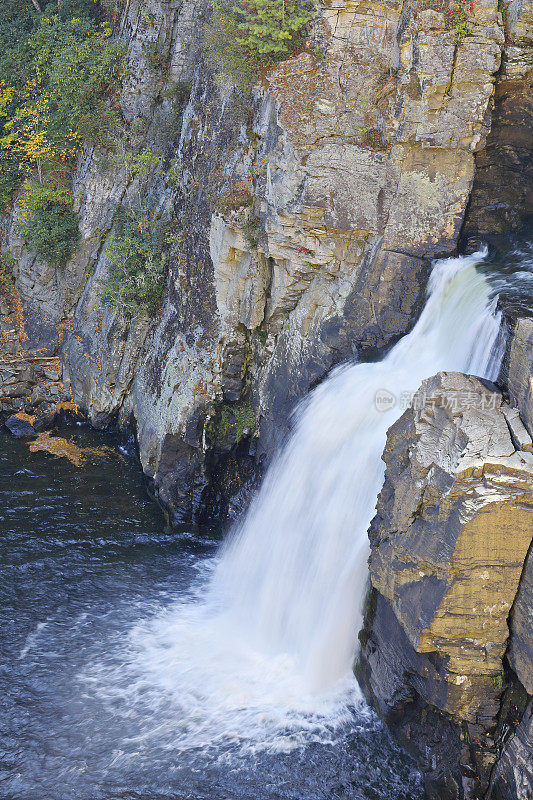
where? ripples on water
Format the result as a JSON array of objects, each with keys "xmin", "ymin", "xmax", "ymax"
[{"xmin": 0, "ymin": 429, "xmax": 422, "ymax": 800}]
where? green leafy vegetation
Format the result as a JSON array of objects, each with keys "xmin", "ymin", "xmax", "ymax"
[
  {"xmin": 0, "ymin": 0, "xmax": 126, "ymax": 269},
  {"xmin": 492, "ymin": 673, "xmax": 504, "ymax": 690},
  {"xmin": 159, "ymin": 81, "xmax": 192, "ymax": 141},
  {"xmin": 164, "ymin": 81, "xmax": 193, "ymax": 104},
  {"xmin": 129, "ymin": 146, "xmax": 161, "ymax": 177},
  {"xmin": 416, "ymin": 0, "xmax": 474, "ymax": 40},
  {"xmin": 142, "ymin": 40, "xmax": 168, "ymax": 72},
  {"xmin": 205, "ymin": 0, "xmax": 314, "ymax": 93},
  {"xmin": 102, "ymin": 204, "xmax": 171, "ymax": 321},
  {"xmin": 207, "ymin": 401, "xmax": 256, "ymax": 445},
  {"xmin": 213, "ymin": 183, "xmax": 254, "ymax": 213},
  {"xmin": 0, "ymin": 252, "xmax": 16, "ymax": 294},
  {"xmin": 0, "ymin": 5, "xmax": 126, "ymax": 184},
  {"xmin": 242, "ymin": 213, "xmax": 261, "ymax": 248},
  {"xmin": 18, "ymin": 179, "xmax": 80, "ymax": 267}
]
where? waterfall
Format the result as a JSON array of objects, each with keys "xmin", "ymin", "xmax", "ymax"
[{"xmin": 110, "ymin": 251, "xmax": 505, "ymax": 752}]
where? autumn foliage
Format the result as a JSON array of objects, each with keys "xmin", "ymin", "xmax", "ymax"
[{"xmin": 0, "ymin": 1, "xmax": 126, "ymax": 265}]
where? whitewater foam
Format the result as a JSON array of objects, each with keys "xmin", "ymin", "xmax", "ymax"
[{"xmin": 83, "ymin": 251, "xmax": 505, "ymax": 754}]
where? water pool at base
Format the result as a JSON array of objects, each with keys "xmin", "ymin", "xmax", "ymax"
[{"xmin": 0, "ymin": 429, "xmax": 421, "ymax": 800}]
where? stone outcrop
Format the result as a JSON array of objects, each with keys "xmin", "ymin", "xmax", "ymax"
[
  {"xmin": 501, "ymin": 316, "xmax": 533, "ymax": 438},
  {"xmin": 462, "ymin": 0, "xmax": 533, "ymax": 246},
  {"xmin": 487, "ymin": 544, "xmax": 533, "ymax": 800},
  {"xmin": 0, "ymin": 288, "xmax": 72, "ymax": 420},
  {"xmin": 359, "ymin": 371, "xmax": 533, "ymax": 799}
]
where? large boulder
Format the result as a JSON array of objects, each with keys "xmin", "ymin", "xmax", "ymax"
[{"xmin": 360, "ymin": 371, "xmax": 533, "ymax": 799}]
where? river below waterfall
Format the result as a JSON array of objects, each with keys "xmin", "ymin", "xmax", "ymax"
[
  {"xmin": 1, "ymin": 237, "xmax": 532, "ymax": 800},
  {"xmin": 0, "ymin": 428, "xmax": 422, "ymax": 800}
]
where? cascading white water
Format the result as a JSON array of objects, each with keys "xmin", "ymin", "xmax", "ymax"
[
  {"xmin": 210, "ymin": 249, "xmax": 504, "ymax": 691},
  {"xmin": 96, "ymin": 251, "xmax": 505, "ymax": 753}
]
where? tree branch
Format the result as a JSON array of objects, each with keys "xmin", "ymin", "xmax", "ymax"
[{"xmin": 30, "ymin": 0, "xmax": 42, "ymax": 12}]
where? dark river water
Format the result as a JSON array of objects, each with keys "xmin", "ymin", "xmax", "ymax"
[{"xmin": 0, "ymin": 428, "xmax": 422, "ymax": 800}]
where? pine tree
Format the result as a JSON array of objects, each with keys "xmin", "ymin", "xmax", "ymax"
[{"xmin": 229, "ymin": 0, "xmax": 311, "ymax": 58}]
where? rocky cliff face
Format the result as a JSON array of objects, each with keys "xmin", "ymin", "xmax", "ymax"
[
  {"xmin": 2, "ymin": 0, "xmax": 529, "ymax": 521},
  {"xmin": 462, "ymin": 0, "xmax": 533, "ymax": 247},
  {"xmin": 502, "ymin": 316, "xmax": 533, "ymax": 436},
  {"xmin": 359, "ymin": 370, "xmax": 533, "ymax": 799}
]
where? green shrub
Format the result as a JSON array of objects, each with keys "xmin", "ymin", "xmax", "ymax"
[
  {"xmin": 102, "ymin": 204, "xmax": 170, "ymax": 321},
  {"xmin": 205, "ymin": 0, "xmax": 313, "ymax": 93},
  {"xmin": 142, "ymin": 40, "xmax": 168, "ymax": 72},
  {"xmin": 21, "ymin": 203, "xmax": 80, "ymax": 267},
  {"xmin": 130, "ymin": 146, "xmax": 160, "ymax": 176},
  {"xmin": 156, "ymin": 107, "xmax": 185, "ymax": 142},
  {"xmin": 29, "ymin": 13, "xmax": 127, "ymax": 147},
  {"xmin": 100, "ymin": 0, "xmax": 126, "ymax": 20},
  {"xmin": 416, "ymin": 0, "xmax": 474, "ymax": 40},
  {"xmin": 0, "ymin": 2, "xmax": 35, "ymax": 91},
  {"xmin": 164, "ymin": 81, "xmax": 192, "ymax": 104},
  {"xmin": 0, "ymin": 7, "xmax": 126, "ymax": 209},
  {"xmin": 242, "ymin": 213, "xmax": 260, "ymax": 248},
  {"xmin": 18, "ymin": 180, "xmax": 80, "ymax": 267},
  {"xmin": 158, "ymin": 82, "xmax": 192, "ymax": 143},
  {"xmin": 213, "ymin": 185, "xmax": 254, "ymax": 213},
  {"xmin": 206, "ymin": 401, "xmax": 256, "ymax": 445},
  {"xmin": 56, "ymin": 0, "xmax": 100, "ymax": 21},
  {"xmin": 0, "ymin": 153, "xmax": 23, "ymax": 211},
  {"xmin": 0, "ymin": 252, "xmax": 16, "ymax": 294}
]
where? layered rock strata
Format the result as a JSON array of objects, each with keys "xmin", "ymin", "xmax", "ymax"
[
  {"xmin": 359, "ymin": 371, "xmax": 533, "ymax": 799},
  {"xmin": 462, "ymin": 0, "xmax": 533, "ymax": 246}
]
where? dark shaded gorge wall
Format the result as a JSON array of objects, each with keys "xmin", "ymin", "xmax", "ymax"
[{"xmin": 462, "ymin": 0, "xmax": 533, "ymax": 248}]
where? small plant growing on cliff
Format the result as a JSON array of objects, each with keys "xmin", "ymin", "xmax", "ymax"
[
  {"xmin": 18, "ymin": 179, "xmax": 80, "ymax": 267},
  {"xmin": 102, "ymin": 204, "xmax": 170, "ymax": 321},
  {"xmin": 492, "ymin": 672, "xmax": 504, "ymax": 690},
  {"xmin": 130, "ymin": 146, "xmax": 161, "ymax": 177},
  {"xmin": 0, "ymin": 252, "xmax": 16, "ymax": 294},
  {"xmin": 142, "ymin": 40, "xmax": 168, "ymax": 72},
  {"xmin": 164, "ymin": 81, "xmax": 193, "ymax": 104},
  {"xmin": 205, "ymin": 0, "xmax": 314, "ymax": 93},
  {"xmin": 206, "ymin": 401, "xmax": 256, "ymax": 445},
  {"xmin": 242, "ymin": 213, "xmax": 261, "ymax": 248},
  {"xmin": 360, "ymin": 127, "xmax": 388, "ymax": 151},
  {"xmin": 213, "ymin": 182, "xmax": 254, "ymax": 213},
  {"xmin": 416, "ymin": 0, "xmax": 474, "ymax": 40}
]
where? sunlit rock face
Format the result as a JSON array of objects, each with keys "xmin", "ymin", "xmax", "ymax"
[{"xmin": 359, "ymin": 371, "xmax": 533, "ymax": 800}]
